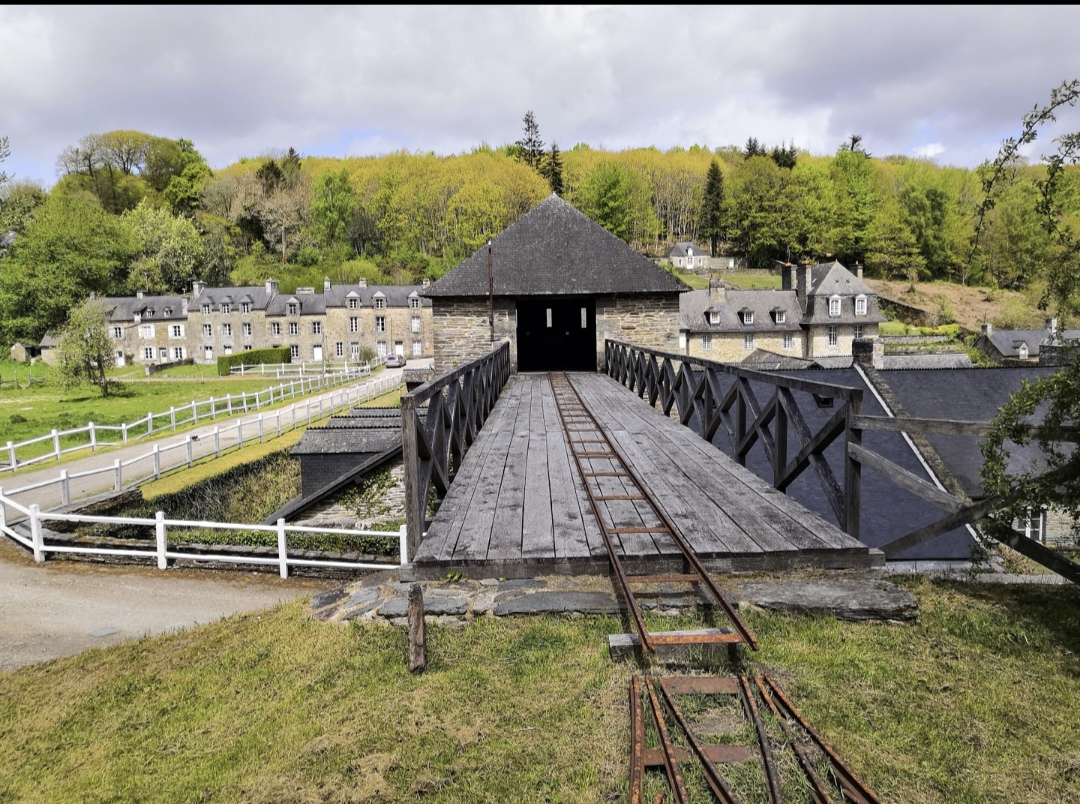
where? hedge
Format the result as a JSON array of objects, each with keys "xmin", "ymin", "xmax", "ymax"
[{"xmin": 216, "ymin": 346, "xmax": 291, "ymax": 376}]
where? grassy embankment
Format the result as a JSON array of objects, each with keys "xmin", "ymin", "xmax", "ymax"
[{"xmin": 0, "ymin": 576, "xmax": 1076, "ymax": 802}]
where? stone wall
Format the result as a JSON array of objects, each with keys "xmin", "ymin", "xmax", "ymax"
[
  {"xmin": 296, "ymin": 460, "xmax": 406, "ymax": 530},
  {"xmin": 685, "ymin": 331, "xmax": 804, "ymax": 362},
  {"xmin": 432, "ymin": 298, "xmax": 516, "ymax": 373},
  {"xmin": 595, "ymin": 295, "xmax": 681, "ymax": 369}
]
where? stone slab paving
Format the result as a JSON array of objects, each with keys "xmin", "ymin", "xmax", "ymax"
[{"xmin": 310, "ymin": 570, "xmax": 920, "ymax": 625}]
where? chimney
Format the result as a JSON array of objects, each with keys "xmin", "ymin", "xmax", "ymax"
[
  {"xmin": 1045, "ymin": 317, "xmax": 1058, "ymax": 335},
  {"xmin": 854, "ymin": 261, "xmax": 864, "ymax": 280},
  {"xmin": 323, "ymin": 277, "xmax": 331, "ymax": 293},
  {"xmin": 135, "ymin": 290, "xmax": 143, "ymax": 299},
  {"xmin": 192, "ymin": 280, "xmax": 205, "ymax": 297},
  {"xmin": 358, "ymin": 277, "xmax": 367, "ymax": 288},
  {"xmin": 852, "ymin": 337, "xmax": 884, "ymax": 370},
  {"xmin": 796, "ymin": 261, "xmax": 811, "ymax": 302},
  {"xmin": 781, "ymin": 263, "xmax": 793, "ymax": 291},
  {"xmin": 181, "ymin": 297, "xmax": 188, "ymax": 314},
  {"xmin": 708, "ymin": 276, "xmax": 726, "ymax": 304},
  {"xmin": 981, "ymin": 321, "xmax": 992, "ymax": 337},
  {"xmin": 421, "ymin": 277, "xmax": 431, "ymax": 289},
  {"xmin": 265, "ymin": 278, "xmax": 278, "ymax": 297}
]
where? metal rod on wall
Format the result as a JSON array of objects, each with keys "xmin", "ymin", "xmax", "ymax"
[{"xmin": 487, "ymin": 238, "xmax": 494, "ymax": 342}]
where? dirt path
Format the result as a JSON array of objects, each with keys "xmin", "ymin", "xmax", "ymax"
[{"xmin": 0, "ymin": 509, "xmax": 338, "ymax": 672}]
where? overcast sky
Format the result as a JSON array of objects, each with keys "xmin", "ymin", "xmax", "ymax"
[{"xmin": 4, "ymin": 5, "xmax": 1080, "ymax": 188}]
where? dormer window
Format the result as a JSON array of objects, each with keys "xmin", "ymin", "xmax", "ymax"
[
  {"xmin": 854, "ymin": 295, "xmax": 867, "ymax": 316},
  {"xmin": 828, "ymin": 296, "xmax": 841, "ymax": 317},
  {"xmin": 410, "ymin": 297, "xmax": 420, "ymax": 309},
  {"xmin": 708, "ymin": 311, "xmax": 721, "ymax": 325},
  {"xmin": 164, "ymin": 307, "xmax": 172, "ymax": 317},
  {"xmin": 201, "ymin": 304, "xmax": 211, "ymax": 314},
  {"xmin": 348, "ymin": 296, "xmax": 359, "ymax": 309},
  {"xmin": 241, "ymin": 302, "xmax": 251, "ymax": 314},
  {"xmin": 144, "ymin": 309, "xmax": 155, "ymax": 318},
  {"xmin": 287, "ymin": 302, "xmax": 298, "ymax": 315},
  {"xmin": 374, "ymin": 296, "xmax": 386, "ymax": 309},
  {"xmin": 221, "ymin": 303, "xmax": 231, "ymax": 314},
  {"xmin": 773, "ymin": 310, "xmax": 786, "ymax": 324},
  {"xmin": 741, "ymin": 310, "xmax": 754, "ymax": 325}
]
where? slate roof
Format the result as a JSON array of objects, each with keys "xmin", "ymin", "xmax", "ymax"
[
  {"xmin": 289, "ymin": 407, "xmax": 425, "ymax": 455},
  {"xmin": 680, "ymin": 288, "xmax": 802, "ymax": 333},
  {"xmin": 661, "ymin": 241, "xmax": 707, "ymax": 259},
  {"xmin": 100, "ymin": 294, "xmax": 188, "ymax": 323},
  {"xmin": 802, "ymin": 261, "xmax": 887, "ymax": 325},
  {"xmin": 879, "ymin": 353, "xmax": 973, "ymax": 370},
  {"xmin": 192, "ymin": 285, "xmax": 277, "ymax": 312},
  {"xmin": 876, "ymin": 366, "xmax": 1059, "ymax": 498},
  {"xmin": 811, "ymin": 355, "xmax": 854, "ymax": 369},
  {"xmin": 425, "ymin": 194, "xmax": 689, "ymax": 298},
  {"xmin": 984, "ymin": 329, "xmax": 1080, "ymax": 358},
  {"xmin": 321, "ymin": 285, "xmax": 430, "ymax": 310},
  {"xmin": 739, "ymin": 349, "xmax": 818, "ymax": 370}
]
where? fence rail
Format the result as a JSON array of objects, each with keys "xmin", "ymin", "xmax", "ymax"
[
  {"xmin": 0, "ymin": 374, "xmax": 403, "ymax": 513},
  {"xmin": 229, "ymin": 358, "xmax": 382, "ymax": 377},
  {"xmin": 0, "ymin": 492, "xmax": 406, "ymax": 577},
  {"xmin": 401, "ymin": 343, "xmax": 511, "ymax": 557},
  {"xmin": 4, "ymin": 365, "xmax": 376, "ymax": 472}
]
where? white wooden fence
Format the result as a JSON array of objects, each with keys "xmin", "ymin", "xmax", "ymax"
[
  {"xmin": 4, "ymin": 365, "xmax": 377, "ymax": 472},
  {"xmin": 229, "ymin": 358, "xmax": 383, "ymax": 378},
  {"xmin": 0, "ymin": 374, "xmax": 403, "ymax": 512},
  {"xmin": 0, "ymin": 493, "xmax": 407, "ymax": 577}
]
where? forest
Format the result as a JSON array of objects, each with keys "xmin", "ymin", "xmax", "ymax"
[{"xmin": 1, "ymin": 115, "xmax": 1078, "ymax": 347}]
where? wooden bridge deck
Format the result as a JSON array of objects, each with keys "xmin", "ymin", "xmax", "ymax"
[{"xmin": 413, "ymin": 374, "xmax": 881, "ymax": 577}]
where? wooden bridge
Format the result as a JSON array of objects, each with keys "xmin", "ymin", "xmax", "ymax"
[{"xmin": 403, "ymin": 345, "xmax": 880, "ymax": 578}]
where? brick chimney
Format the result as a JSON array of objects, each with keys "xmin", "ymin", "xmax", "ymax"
[
  {"xmin": 1045, "ymin": 317, "xmax": 1058, "ymax": 335},
  {"xmin": 708, "ymin": 276, "xmax": 726, "ymax": 304},
  {"xmin": 358, "ymin": 277, "xmax": 367, "ymax": 288},
  {"xmin": 795, "ymin": 261, "xmax": 811, "ymax": 303},
  {"xmin": 421, "ymin": 277, "xmax": 431, "ymax": 289}
]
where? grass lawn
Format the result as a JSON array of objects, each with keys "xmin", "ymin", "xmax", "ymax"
[
  {"xmin": 724, "ymin": 273, "xmax": 783, "ymax": 290},
  {"xmin": 0, "ymin": 576, "xmax": 1076, "ymax": 802}
]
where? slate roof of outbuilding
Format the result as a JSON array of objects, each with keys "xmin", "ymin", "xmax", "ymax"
[
  {"xmin": 879, "ymin": 353, "xmax": 973, "ymax": 370},
  {"xmin": 739, "ymin": 349, "xmax": 819, "ymax": 370},
  {"xmin": 680, "ymin": 288, "xmax": 802, "ymax": 333},
  {"xmin": 661, "ymin": 241, "xmax": 707, "ymax": 259},
  {"xmin": 984, "ymin": 330, "xmax": 1080, "ymax": 358},
  {"xmin": 424, "ymin": 194, "xmax": 690, "ymax": 298}
]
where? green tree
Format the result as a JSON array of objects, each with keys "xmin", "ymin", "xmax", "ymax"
[
  {"xmin": 542, "ymin": 141, "xmax": 564, "ymax": 196},
  {"xmin": 56, "ymin": 298, "xmax": 115, "ymax": 397},
  {"xmin": 124, "ymin": 202, "xmax": 206, "ymax": 292},
  {"xmin": 515, "ymin": 111, "xmax": 544, "ymax": 171},
  {"xmin": 574, "ymin": 161, "xmax": 659, "ymax": 247},
  {"xmin": 831, "ymin": 147, "xmax": 881, "ymax": 262},
  {"xmin": 699, "ymin": 160, "xmax": 725, "ymax": 256},
  {"xmin": 310, "ymin": 168, "xmax": 358, "ymax": 247},
  {"xmin": 725, "ymin": 155, "xmax": 800, "ymax": 267},
  {"xmin": 865, "ymin": 196, "xmax": 925, "ymax": 284},
  {"xmin": 0, "ymin": 135, "xmax": 9, "ymax": 190}
]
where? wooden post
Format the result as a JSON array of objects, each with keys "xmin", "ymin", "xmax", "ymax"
[
  {"xmin": 844, "ymin": 392, "xmax": 863, "ymax": 540},
  {"xmin": 407, "ymin": 583, "xmax": 426, "ymax": 672},
  {"xmin": 401, "ymin": 394, "xmax": 423, "ymax": 561},
  {"xmin": 277, "ymin": 519, "xmax": 289, "ymax": 579},
  {"xmin": 113, "ymin": 459, "xmax": 122, "ymax": 491},
  {"xmin": 30, "ymin": 504, "xmax": 44, "ymax": 563},
  {"xmin": 155, "ymin": 511, "xmax": 167, "ymax": 569}
]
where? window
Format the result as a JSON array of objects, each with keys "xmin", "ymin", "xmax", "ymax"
[
  {"xmin": 242, "ymin": 322, "xmax": 252, "ymax": 337},
  {"xmin": 855, "ymin": 296, "xmax": 867, "ymax": 316},
  {"xmin": 411, "ymin": 316, "xmax": 421, "ymax": 333},
  {"xmin": 145, "ymin": 309, "xmax": 155, "ymax": 318},
  {"xmin": 139, "ymin": 324, "xmax": 154, "ymax": 338},
  {"xmin": 290, "ymin": 345, "xmax": 300, "ymax": 359},
  {"xmin": 164, "ymin": 308, "xmax": 172, "ymax": 317},
  {"xmin": 853, "ymin": 325, "xmax": 864, "ymax": 340},
  {"xmin": 202, "ymin": 324, "xmax": 212, "ymax": 337},
  {"xmin": 241, "ymin": 302, "xmax": 251, "ymax": 314},
  {"xmin": 376, "ymin": 341, "xmax": 387, "ymax": 357},
  {"xmin": 374, "ymin": 296, "xmax": 385, "ymax": 309},
  {"xmin": 159, "ymin": 347, "xmax": 168, "ymax": 358},
  {"xmin": 287, "ymin": 303, "xmax": 298, "ymax": 315},
  {"xmin": 676, "ymin": 258, "xmax": 683, "ymax": 267},
  {"xmin": 774, "ymin": 311, "xmax": 786, "ymax": 324},
  {"xmin": 679, "ymin": 332, "xmax": 687, "ymax": 349},
  {"xmin": 375, "ymin": 316, "xmax": 386, "ymax": 333},
  {"xmin": 335, "ymin": 341, "xmax": 344, "ymax": 357},
  {"xmin": 782, "ymin": 333, "xmax": 793, "ymax": 350},
  {"xmin": 115, "ymin": 350, "xmax": 124, "ymax": 362},
  {"xmin": 201, "ymin": 304, "xmax": 211, "ymax": 314},
  {"xmin": 1016, "ymin": 510, "xmax": 1046, "ymax": 543},
  {"xmin": 412, "ymin": 340, "xmax": 422, "ymax": 357},
  {"xmin": 220, "ymin": 303, "xmax": 231, "ymax": 314},
  {"xmin": 222, "ymin": 344, "xmax": 232, "ymax": 355},
  {"xmin": 170, "ymin": 324, "xmax": 184, "ymax": 338},
  {"xmin": 289, "ymin": 321, "xmax": 299, "ymax": 336},
  {"xmin": 349, "ymin": 317, "xmax": 359, "ymax": 333},
  {"xmin": 312, "ymin": 321, "xmax": 322, "ymax": 335},
  {"xmin": 741, "ymin": 311, "xmax": 754, "ymax": 325},
  {"xmin": 743, "ymin": 333, "xmax": 754, "ymax": 350},
  {"xmin": 348, "ymin": 297, "xmax": 358, "ymax": 309},
  {"xmin": 394, "ymin": 341, "xmax": 404, "ymax": 356},
  {"xmin": 222, "ymin": 323, "xmax": 232, "ymax": 337},
  {"xmin": 708, "ymin": 311, "xmax": 720, "ymax": 325},
  {"xmin": 143, "ymin": 347, "xmax": 154, "ymax": 360},
  {"xmin": 828, "ymin": 296, "xmax": 841, "ymax": 317},
  {"xmin": 172, "ymin": 347, "xmax": 184, "ymax": 360},
  {"xmin": 350, "ymin": 342, "xmax": 359, "ymax": 358},
  {"xmin": 244, "ymin": 344, "xmax": 253, "ymax": 350},
  {"xmin": 409, "ymin": 297, "xmax": 420, "ymax": 309},
  {"xmin": 203, "ymin": 346, "xmax": 213, "ymax": 360},
  {"xmin": 701, "ymin": 333, "xmax": 712, "ymax": 350},
  {"xmin": 111, "ymin": 326, "xmax": 123, "ymax": 339},
  {"xmin": 828, "ymin": 326, "xmax": 838, "ymax": 346}
]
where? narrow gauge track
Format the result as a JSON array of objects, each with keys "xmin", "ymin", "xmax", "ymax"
[{"xmin": 547, "ymin": 372, "xmax": 757, "ymax": 653}]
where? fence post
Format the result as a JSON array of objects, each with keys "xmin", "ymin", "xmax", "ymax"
[
  {"xmin": 186, "ymin": 436, "xmax": 193, "ymax": 467},
  {"xmin": 0, "ymin": 487, "xmax": 6, "ymax": 531},
  {"xmin": 226, "ymin": 394, "xmax": 232, "ymax": 415},
  {"xmin": 60, "ymin": 470, "xmax": 70, "ymax": 507},
  {"xmin": 156, "ymin": 511, "xmax": 167, "ymax": 570},
  {"xmin": 114, "ymin": 459, "xmax": 122, "ymax": 491},
  {"xmin": 89, "ymin": 422, "xmax": 97, "ymax": 451},
  {"xmin": 276, "ymin": 411, "xmax": 282, "ymax": 437},
  {"xmin": 258, "ymin": 416, "xmax": 264, "ymax": 443},
  {"xmin": 6, "ymin": 441, "xmax": 15, "ymax": 471},
  {"xmin": 30, "ymin": 504, "xmax": 44, "ymax": 563},
  {"xmin": 153, "ymin": 444, "xmax": 161, "ymax": 479},
  {"xmin": 399, "ymin": 524, "xmax": 409, "ymax": 565},
  {"xmin": 52, "ymin": 428, "xmax": 60, "ymax": 460},
  {"xmin": 190, "ymin": 400, "xmax": 197, "ymax": 424},
  {"xmin": 213, "ymin": 426, "xmax": 220, "ymax": 457},
  {"xmin": 277, "ymin": 519, "xmax": 288, "ymax": 579},
  {"xmin": 147, "ymin": 413, "xmax": 153, "ymax": 436},
  {"xmin": 210, "ymin": 396, "xmax": 216, "ymax": 418},
  {"xmin": 170, "ymin": 406, "xmax": 176, "ymax": 430}
]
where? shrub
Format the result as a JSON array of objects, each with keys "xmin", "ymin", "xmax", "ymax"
[{"xmin": 216, "ymin": 346, "xmax": 291, "ymax": 376}]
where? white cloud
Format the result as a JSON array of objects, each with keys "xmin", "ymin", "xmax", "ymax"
[{"xmin": 913, "ymin": 143, "xmax": 947, "ymax": 159}]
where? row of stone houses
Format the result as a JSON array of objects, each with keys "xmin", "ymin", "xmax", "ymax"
[{"xmin": 41, "ymin": 278, "xmax": 434, "ymax": 367}]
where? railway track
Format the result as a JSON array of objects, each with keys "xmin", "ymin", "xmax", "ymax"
[{"xmin": 548, "ymin": 372, "xmax": 757, "ymax": 653}]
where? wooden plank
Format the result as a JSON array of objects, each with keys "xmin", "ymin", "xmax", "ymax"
[
  {"xmin": 521, "ymin": 376, "xmax": 556, "ymax": 559},
  {"xmin": 487, "ymin": 377, "xmax": 532, "ymax": 560},
  {"xmin": 848, "ymin": 442, "xmax": 965, "ymax": 514}
]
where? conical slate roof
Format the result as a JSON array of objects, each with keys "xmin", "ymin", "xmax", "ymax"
[{"xmin": 425, "ymin": 194, "xmax": 689, "ymax": 297}]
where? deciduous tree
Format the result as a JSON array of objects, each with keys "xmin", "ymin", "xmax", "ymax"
[{"xmin": 56, "ymin": 298, "xmax": 115, "ymax": 397}]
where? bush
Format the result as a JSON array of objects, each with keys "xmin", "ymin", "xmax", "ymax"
[{"xmin": 216, "ymin": 347, "xmax": 291, "ymax": 376}]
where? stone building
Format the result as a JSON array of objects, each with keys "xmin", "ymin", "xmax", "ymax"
[
  {"xmin": 424, "ymin": 194, "xmax": 689, "ymax": 372},
  {"xmin": 679, "ymin": 260, "xmax": 886, "ymax": 364},
  {"xmin": 57, "ymin": 278, "xmax": 434, "ymax": 368}
]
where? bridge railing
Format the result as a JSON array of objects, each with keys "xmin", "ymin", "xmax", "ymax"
[
  {"xmin": 604, "ymin": 339, "xmax": 1080, "ymax": 582},
  {"xmin": 605, "ymin": 339, "xmax": 864, "ymax": 538},
  {"xmin": 401, "ymin": 343, "xmax": 510, "ymax": 559}
]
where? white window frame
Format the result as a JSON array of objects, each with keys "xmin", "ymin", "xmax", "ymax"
[
  {"xmin": 742, "ymin": 311, "xmax": 754, "ymax": 325},
  {"xmin": 220, "ymin": 303, "xmax": 231, "ymax": 314},
  {"xmin": 287, "ymin": 303, "xmax": 298, "ymax": 315},
  {"xmin": 743, "ymin": 333, "xmax": 754, "ymax": 350},
  {"xmin": 411, "ymin": 316, "xmax": 421, "ymax": 333},
  {"xmin": 271, "ymin": 322, "xmax": 281, "ymax": 336},
  {"xmin": 290, "ymin": 344, "xmax": 300, "ymax": 359},
  {"xmin": 289, "ymin": 322, "xmax": 299, "ymax": 336},
  {"xmin": 855, "ymin": 295, "xmax": 867, "ymax": 316},
  {"xmin": 170, "ymin": 324, "xmax": 184, "ymax": 338},
  {"xmin": 374, "ymin": 296, "xmax": 386, "ymax": 309},
  {"xmin": 203, "ymin": 346, "xmax": 213, "ymax": 360},
  {"xmin": 139, "ymin": 324, "xmax": 154, "ymax": 339},
  {"xmin": 241, "ymin": 302, "xmax": 251, "ymax": 314},
  {"xmin": 701, "ymin": 333, "xmax": 712, "ymax": 350},
  {"xmin": 412, "ymin": 340, "xmax": 422, "ymax": 357},
  {"xmin": 222, "ymin": 344, "xmax": 233, "ymax": 355},
  {"xmin": 349, "ymin": 316, "xmax": 359, "ymax": 333},
  {"xmin": 829, "ymin": 296, "xmax": 841, "ymax": 317},
  {"xmin": 312, "ymin": 321, "xmax": 322, "ymax": 335},
  {"xmin": 222, "ymin": 323, "xmax": 232, "ymax": 337},
  {"xmin": 708, "ymin": 311, "xmax": 720, "ymax": 325},
  {"xmin": 828, "ymin": 325, "xmax": 838, "ymax": 346},
  {"xmin": 853, "ymin": 325, "xmax": 864, "ymax": 340},
  {"xmin": 172, "ymin": 347, "xmax": 184, "ymax": 361},
  {"xmin": 375, "ymin": 316, "xmax": 386, "ymax": 333},
  {"xmin": 111, "ymin": 326, "xmax": 123, "ymax": 339},
  {"xmin": 774, "ymin": 311, "xmax": 786, "ymax": 324},
  {"xmin": 409, "ymin": 297, "xmax": 420, "ymax": 309},
  {"xmin": 335, "ymin": 341, "xmax": 344, "ymax": 357},
  {"xmin": 242, "ymin": 322, "xmax": 252, "ymax": 338},
  {"xmin": 202, "ymin": 323, "xmax": 212, "ymax": 337},
  {"xmin": 348, "ymin": 297, "xmax": 358, "ymax": 310},
  {"xmin": 143, "ymin": 347, "xmax": 154, "ymax": 361},
  {"xmin": 782, "ymin": 333, "xmax": 793, "ymax": 350},
  {"xmin": 201, "ymin": 304, "xmax": 211, "ymax": 315}
]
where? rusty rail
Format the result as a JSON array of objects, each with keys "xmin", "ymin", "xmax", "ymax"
[{"xmin": 548, "ymin": 372, "xmax": 757, "ymax": 653}]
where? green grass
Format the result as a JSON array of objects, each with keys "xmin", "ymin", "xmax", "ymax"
[
  {"xmin": 678, "ymin": 272, "xmax": 710, "ymax": 289},
  {"xmin": 724, "ymin": 273, "xmax": 783, "ymax": 290},
  {"xmin": 1, "ymin": 577, "xmax": 1077, "ymax": 802}
]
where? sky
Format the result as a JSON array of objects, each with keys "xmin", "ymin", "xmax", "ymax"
[{"xmin": 4, "ymin": 5, "xmax": 1080, "ymax": 188}]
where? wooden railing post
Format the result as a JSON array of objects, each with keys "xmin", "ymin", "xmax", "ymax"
[
  {"xmin": 401, "ymin": 393, "xmax": 422, "ymax": 561},
  {"xmin": 844, "ymin": 392, "xmax": 863, "ymax": 539}
]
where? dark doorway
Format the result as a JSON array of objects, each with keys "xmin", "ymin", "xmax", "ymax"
[{"xmin": 517, "ymin": 298, "xmax": 596, "ymax": 372}]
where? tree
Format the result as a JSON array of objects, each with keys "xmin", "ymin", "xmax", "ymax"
[
  {"xmin": 310, "ymin": 168, "xmax": 358, "ymax": 247},
  {"xmin": 770, "ymin": 141, "xmax": 798, "ymax": 170},
  {"xmin": 515, "ymin": 111, "xmax": 544, "ymax": 171},
  {"xmin": 124, "ymin": 202, "xmax": 206, "ymax": 293},
  {"xmin": 725, "ymin": 155, "xmax": 800, "ymax": 267},
  {"xmin": 575, "ymin": 161, "xmax": 659, "ymax": 247},
  {"xmin": 0, "ymin": 135, "xmax": 9, "ymax": 190},
  {"xmin": 743, "ymin": 137, "xmax": 766, "ymax": 158},
  {"xmin": 699, "ymin": 160, "xmax": 725, "ymax": 256},
  {"xmin": 56, "ymin": 298, "xmax": 115, "ymax": 397},
  {"xmin": 541, "ymin": 141, "xmax": 564, "ymax": 196},
  {"xmin": 865, "ymin": 196, "xmax": 926, "ymax": 284}
]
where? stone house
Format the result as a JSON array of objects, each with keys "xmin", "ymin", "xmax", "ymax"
[
  {"xmin": 660, "ymin": 241, "xmax": 709, "ymax": 272},
  {"xmin": 974, "ymin": 319, "xmax": 1080, "ymax": 364},
  {"xmin": 98, "ymin": 291, "xmax": 192, "ymax": 366},
  {"xmin": 424, "ymin": 193, "xmax": 689, "ymax": 373},
  {"xmin": 679, "ymin": 260, "xmax": 885, "ymax": 363}
]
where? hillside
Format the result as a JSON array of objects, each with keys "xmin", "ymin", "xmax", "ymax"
[{"xmin": 865, "ymin": 279, "xmax": 1050, "ymax": 332}]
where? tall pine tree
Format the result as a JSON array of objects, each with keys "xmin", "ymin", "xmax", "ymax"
[
  {"xmin": 515, "ymin": 111, "xmax": 544, "ymax": 170},
  {"xmin": 542, "ymin": 141, "xmax": 564, "ymax": 196},
  {"xmin": 699, "ymin": 160, "xmax": 725, "ymax": 256}
]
